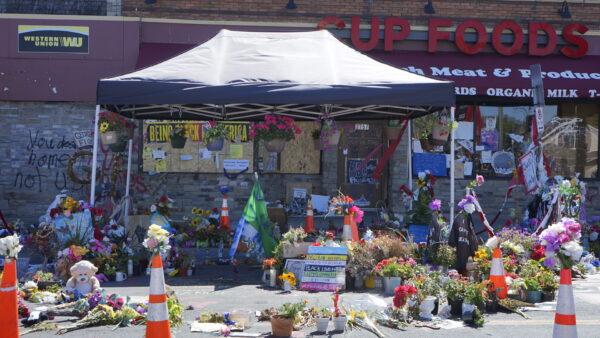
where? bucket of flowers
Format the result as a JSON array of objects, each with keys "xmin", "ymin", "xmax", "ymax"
[
  {"xmin": 204, "ymin": 121, "xmax": 228, "ymax": 151},
  {"xmin": 98, "ymin": 111, "xmax": 135, "ymax": 152},
  {"xmin": 374, "ymin": 257, "xmax": 416, "ymax": 296},
  {"xmin": 250, "ymin": 114, "xmax": 301, "ymax": 153}
]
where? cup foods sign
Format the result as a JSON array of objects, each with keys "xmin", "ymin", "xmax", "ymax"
[{"xmin": 18, "ymin": 25, "xmax": 89, "ymax": 53}]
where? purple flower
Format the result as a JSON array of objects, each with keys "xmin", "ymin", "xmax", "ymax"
[
  {"xmin": 543, "ymin": 257, "xmax": 556, "ymax": 269},
  {"xmin": 428, "ymin": 199, "xmax": 442, "ymax": 212},
  {"xmin": 457, "ymin": 195, "xmax": 476, "ymax": 210}
]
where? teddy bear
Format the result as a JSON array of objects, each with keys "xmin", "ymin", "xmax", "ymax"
[{"xmin": 65, "ymin": 260, "xmax": 101, "ymax": 296}]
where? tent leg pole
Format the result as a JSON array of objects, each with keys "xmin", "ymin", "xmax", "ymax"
[
  {"xmin": 450, "ymin": 106, "xmax": 456, "ymax": 222},
  {"xmin": 124, "ymin": 138, "xmax": 133, "ymax": 227},
  {"xmin": 90, "ymin": 105, "xmax": 100, "ymax": 206},
  {"xmin": 407, "ymin": 120, "xmax": 413, "ymax": 211}
]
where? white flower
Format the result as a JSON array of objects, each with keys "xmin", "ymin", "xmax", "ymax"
[
  {"xmin": 150, "ymin": 204, "xmax": 157, "ymax": 213},
  {"xmin": 562, "ymin": 241, "xmax": 583, "ymax": 262},
  {"xmin": 24, "ymin": 281, "xmax": 38, "ymax": 289},
  {"xmin": 548, "ymin": 222, "xmax": 566, "ymax": 234},
  {"xmin": 418, "ymin": 172, "xmax": 426, "ymax": 180},
  {"xmin": 0, "ymin": 234, "xmax": 23, "ymax": 258},
  {"xmin": 464, "ymin": 203, "xmax": 476, "ymax": 214},
  {"xmin": 561, "ymin": 180, "xmax": 571, "ymax": 188},
  {"xmin": 485, "ymin": 236, "xmax": 500, "ymax": 249}
]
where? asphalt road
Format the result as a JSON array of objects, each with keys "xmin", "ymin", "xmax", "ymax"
[{"xmin": 21, "ymin": 266, "xmax": 600, "ymax": 338}]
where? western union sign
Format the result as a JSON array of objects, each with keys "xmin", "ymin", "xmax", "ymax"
[{"xmin": 18, "ymin": 25, "xmax": 89, "ymax": 53}]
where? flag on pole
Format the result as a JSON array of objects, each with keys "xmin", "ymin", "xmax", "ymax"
[{"xmin": 229, "ymin": 179, "xmax": 277, "ymax": 259}]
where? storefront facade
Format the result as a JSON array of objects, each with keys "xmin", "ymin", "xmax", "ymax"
[{"xmin": 1, "ymin": 0, "xmax": 599, "ymax": 226}]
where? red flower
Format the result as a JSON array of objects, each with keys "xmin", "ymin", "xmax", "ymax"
[
  {"xmin": 531, "ymin": 244, "xmax": 545, "ymax": 261},
  {"xmin": 49, "ymin": 208, "xmax": 61, "ymax": 218},
  {"xmin": 159, "ymin": 195, "xmax": 168, "ymax": 203}
]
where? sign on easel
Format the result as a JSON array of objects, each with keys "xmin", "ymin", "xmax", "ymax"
[{"xmin": 300, "ymin": 246, "xmax": 347, "ymax": 291}]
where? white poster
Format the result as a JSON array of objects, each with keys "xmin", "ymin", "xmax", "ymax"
[
  {"xmin": 519, "ymin": 150, "xmax": 538, "ymax": 194},
  {"xmin": 455, "ymin": 121, "xmax": 474, "ymax": 140},
  {"xmin": 223, "ymin": 159, "xmax": 249, "ymax": 171}
]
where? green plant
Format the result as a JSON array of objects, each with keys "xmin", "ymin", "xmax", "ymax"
[
  {"xmin": 415, "ymin": 272, "xmax": 443, "ymax": 301},
  {"xmin": 431, "ymin": 244, "xmax": 456, "ymax": 268},
  {"xmin": 317, "ymin": 306, "xmax": 332, "ymax": 318},
  {"xmin": 171, "ymin": 125, "xmax": 186, "ymax": 138},
  {"xmin": 250, "ymin": 114, "xmax": 301, "ymax": 141},
  {"xmin": 444, "ymin": 279, "xmax": 467, "ymax": 302},
  {"xmin": 277, "ymin": 301, "xmax": 307, "ymax": 320},
  {"xmin": 524, "ymin": 278, "xmax": 541, "ymax": 291},
  {"xmin": 204, "ymin": 121, "xmax": 228, "ymax": 143},
  {"xmin": 464, "ymin": 282, "xmax": 487, "ymax": 305},
  {"xmin": 412, "ymin": 114, "xmax": 437, "ymax": 140},
  {"xmin": 537, "ymin": 270, "xmax": 558, "ymax": 292},
  {"xmin": 472, "ymin": 308, "xmax": 485, "ymax": 327},
  {"xmin": 519, "ymin": 260, "xmax": 542, "ymax": 279}
]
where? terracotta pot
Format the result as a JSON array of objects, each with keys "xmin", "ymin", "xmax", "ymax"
[
  {"xmin": 265, "ymin": 138, "xmax": 287, "ymax": 153},
  {"xmin": 206, "ymin": 137, "xmax": 224, "ymax": 151},
  {"xmin": 270, "ymin": 315, "xmax": 293, "ymax": 337},
  {"xmin": 101, "ymin": 131, "xmax": 119, "ymax": 145}
]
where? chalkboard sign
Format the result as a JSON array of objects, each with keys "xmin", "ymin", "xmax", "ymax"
[
  {"xmin": 408, "ymin": 224, "xmax": 429, "ymax": 244},
  {"xmin": 347, "ymin": 159, "xmax": 377, "ymax": 184},
  {"xmin": 300, "ymin": 246, "xmax": 347, "ymax": 291},
  {"xmin": 412, "ymin": 153, "xmax": 447, "ymax": 177}
]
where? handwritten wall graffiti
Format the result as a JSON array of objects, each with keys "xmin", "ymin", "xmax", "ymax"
[{"xmin": 13, "ymin": 129, "xmax": 86, "ymax": 192}]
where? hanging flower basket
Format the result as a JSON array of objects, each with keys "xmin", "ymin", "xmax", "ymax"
[
  {"xmin": 432, "ymin": 120, "xmax": 450, "ymax": 145},
  {"xmin": 265, "ymin": 138, "xmax": 287, "ymax": 153},
  {"xmin": 101, "ymin": 131, "xmax": 119, "ymax": 145},
  {"xmin": 206, "ymin": 137, "xmax": 225, "ymax": 151}
]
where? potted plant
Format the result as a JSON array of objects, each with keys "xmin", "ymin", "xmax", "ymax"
[
  {"xmin": 250, "ymin": 114, "xmax": 301, "ymax": 153},
  {"xmin": 374, "ymin": 257, "xmax": 415, "ymax": 296},
  {"xmin": 32, "ymin": 270, "xmax": 61, "ymax": 290},
  {"xmin": 430, "ymin": 244, "xmax": 456, "ymax": 273},
  {"xmin": 412, "ymin": 114, "xmax": 436, "ymax": 151},
  {"xmin": 270, "ymin": 301, "xmax": 306, "ymax": 337},
  {"xmin": 331, "ymin": 289, "xmax": 346, "ymax": 332},
  {"xmin": 346, "ymin": 241, "xmax": 375, "ymax": 290},
  {"xmin": 384, "ymin": 119, "xmax": 402, "ymax": 140},
  {"xmin": 464, "ymin": 281, "xmax": 487, "ymax": 313},
  {"xmin": 315, "ymin": 306, "xmax": 331, "ymax": 333},
  {"xmin": 538, "ymin": 269, "xmax": 558, "ymax": 301},
  {"xmin": 98, "ymin": 111, "xmax": 135, "ymax": 150},
  {"xmin": 444, "ymin": 278, "xmax": 467, "ymax": 317},
  {"xmin": 204, "ymin": 121, "xmax": 228, "ymax": 151},
  {"xmin": 524, "ymin": 277, "xmax": 543, "ymax": 303},
  {"xmin": 414, "ymin": 272, "xmax": 442, "ymax": 319},
  {"xmin": 170, "ymin": 125, "xmax": 187, "ymax": 149}
]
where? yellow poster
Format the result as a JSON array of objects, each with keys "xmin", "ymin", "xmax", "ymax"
[
  {"xmin": 155, "ymin": 159, "xmax": 167, "ymax": 173},
  {"xmin": 229, "ymin": 144, "xmax": 243, "ymax": 159}
]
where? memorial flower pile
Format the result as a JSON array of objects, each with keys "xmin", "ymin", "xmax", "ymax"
[{"xmin": 539, "ymin": 217, "xmax": 583, "ymax": 269}]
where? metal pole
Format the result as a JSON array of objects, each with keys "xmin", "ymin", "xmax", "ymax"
[
  {"xmin": 124, "ymin": 138, "xmax": 133, "ymax": 227},
  {"xmin": 450, "ymin": 106, "xmax": 456, "ymax": 222},
  {"xmin": 407, "ymin": 119, "xmax": 412, "ymax": 208},
  {"xmin": 90, "ymin": 105, "xmax": 100, "ymax": 206}
]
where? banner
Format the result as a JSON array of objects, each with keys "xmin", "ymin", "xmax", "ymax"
[{"xmin": 18, "ymin": 25, "xmax": 89, "ymax": 53}]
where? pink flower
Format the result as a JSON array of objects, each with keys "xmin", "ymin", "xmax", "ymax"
[
  {"xmin": 476, "ymin": 175, "xmax": 485, "ymax": 186},
  {"xmin": 558, "ymin": 232, "xmax": 571, "ymax": 244}
]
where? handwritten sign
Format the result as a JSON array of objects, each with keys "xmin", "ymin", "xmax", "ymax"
[
  {"xmin": 301, "ymin": 246, "xmax": 347, "ymax": 291},
  {"xmin": 347, "ymin": 159, "xmax": 377, "ymax": 184},
  {"xmin": 520, "ymin": 149, "xmax": 538, "ymax": 194},
  {"xmin": 73, "ymin": 130, "xmax": 93, "ymax": 149},
  {"xmin": 408, "ymin": 224, "xmax": 429, "ymax": 244},
  {"xmin": 412, "ymin": 153, "xmax": 447, "ymax": 177},
  {"xmin": 223, "ymin": 159, "xmax": 249, "ymax": 171}
]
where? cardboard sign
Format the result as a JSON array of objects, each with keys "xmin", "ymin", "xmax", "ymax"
[
  {"xmin": 73, "ymin": 129, "xmax": 93, "ymax": 148},
  {"xmin": 412, "ymin": 153, "xmax": 447, "ymax": 177},
  {"xmin": 301, "ymin": 246, "xmax": 347, "ymax": 292}
]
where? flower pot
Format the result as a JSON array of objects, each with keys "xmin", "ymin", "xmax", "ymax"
[
  {"xmin": 419, "ymin": 296, "xmax": 436, "ymax": 320},
  {"xmin": 432, "ymin": 297, "xmax": 439, "ymax": 315},
  {"xmin": 364, "ymin": 275, "xmax": 376, "ymax": 289},
  {"xmin": 526, "ymin": 290, "xmax": 543, "ymax": 303},
  {"xmin": 383, "ymin": 276, "xmax": 402, "ymax": 296},
  {"xmin": 485, "ymin": 299, "xmax": 498, "ymax": 313},
  {"xmin": 332, "ymin": 316, "xmax": 347, "ymax": 332},
  {"xmin": 206, "ymin": 137, "xmax": 225, "ymax": 151},
  {"xmin": 542, "ymin": 291, "xmax": 555, "ymax": 302},
  {"xmin": 448, "ymin": 298, "xmax": 463, "ymax": 317},
  {"xmin": 354, "ymin": 276, "xmax": 364, "ymax": 290},
  {"xmin": 170, "ymin": 134, "xmax": 187, "ymax": 149},
  {"xmin": 462, "ymin": 302, "xmax": 476, "ymax": 321},
  {"xmin": 384, "ymin": 126, "xmax": 402, "ymax": 140},
  {"xmin": 316, "ymin": 317, "xmax": 329, "ymax": 333},
  {"xmin": 270, "ymin": 315, "xmax": 293, "ymax": 337},
  {"xmin": 265, "ymin": 138, "xmax": 287, "ymax": 153},
  {"xmin": 375, "ymin": 276, "xmax": 383, "ymax": 290},
  {"xmin": 101, "ymin": 131, "xmax": 119, "ymax": 145}
]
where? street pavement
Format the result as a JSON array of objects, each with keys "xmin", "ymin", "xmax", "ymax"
[{"xmin": 22, "ymin": 266, "xmax": 600, "ymax": 337}]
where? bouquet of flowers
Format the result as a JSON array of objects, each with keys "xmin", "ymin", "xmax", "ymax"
[
  {"xmin": 262, "ymin": 258, "xmax": 278, "ymax": 271},
  {"xmin": 539, "ymin": 217, "xmax": 583, "ymax": 269},
  {"xmin": 60, "ymin": 196, "xmax": 81, "ymax": 217},
  {"xmin": 393, "ymin": 284, "xmax": 417, "ymax": 309},
  {"xmin": 249, "ymin": 114, "xmax": 301, "ymax": 141},
  {"xmin": 0, "ymin": 234, "xmax": 23, "ymax": 258},
  {"xmin": 143, "ymin": 224, "xmax": 172, "ymax": 255},
  {"xmin": 99, "ymin": 111, "xmax": 136, "ymax": 135},
  {"xmin": 151, "ymin": 195, "xmax": 174, "ymax": 217},
  {"xmin": 279, "ymin": 272, "xmax": 297, "ymax": 287},
  {"xmin": 328, "ymin": 191, "xmax": 364, "ymax": 223}
]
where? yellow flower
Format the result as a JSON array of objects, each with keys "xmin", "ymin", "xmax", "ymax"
[
  {"xmin": 99, "ymin": 122, "xmax": 110, "ymax": 133},
  {"xmin": 191, "ymin": 207, "xmax": 199, "ymax": 215},
  {"xmin": 147, "ymin": 224, "xmax": 170, "ymax": 239},
  {"xmin": 70, "ymin": 245, "xmax": 88, "ymax": 257}
]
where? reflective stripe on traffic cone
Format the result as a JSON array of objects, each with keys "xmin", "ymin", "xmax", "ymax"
[
  {"xmin": 304, "ymin": 199, "xmax": 315, "ymax": 234},
  {"xmin": 220, "ymin": 196, "xmax": 230, "ymax": 232},
  {"xmin": 488, "ymin": 247, "xmax": 508, "ymax": 299},
  {"xmin": 146, "ymin": 255, "xmax": 171, "ymax": 338},
  {"xmin": 0, "ymin": 258, "xmax": 19, "ymax": 338},
  {"xmin": 553, "ymin": 268, "xmax": 577, "ymax": 338},
  {"xmin": 342, "ymin": 215, "xmax": 353, "ymax": 241}
]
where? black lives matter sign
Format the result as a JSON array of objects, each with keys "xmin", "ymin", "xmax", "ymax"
[{"xmin": 18, "ymin": 25, "xmax": 89, "ymax": 53}]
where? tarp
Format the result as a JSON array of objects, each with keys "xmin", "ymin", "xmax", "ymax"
[{"xmin": 97, "ymin": 29, "xmax": 454, "ymax": 120}]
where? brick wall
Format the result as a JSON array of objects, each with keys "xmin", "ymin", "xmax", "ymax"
[{"xmin": 123, "ymin": 0, "xmax": 600, "ymax": 30}]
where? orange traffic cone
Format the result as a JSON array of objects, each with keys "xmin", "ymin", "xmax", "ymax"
[
  {"xmin": 0, "ymin": 258, "xmax": 19, "ymax": 338},
  {"xmin": 553, "ymin": 268, "xmax": 577, "ymax": 338},
  {"xmin": 350, "ymin": 215, "xmax": 359, "ymax": 242},
  {"xmin": 488, "ymin": 247, "xmax": 508, "ymax": 299},
  {"xmin": 146, "ymin": 255, "xmax": 171, "ymax": 338},
  {"xmin": 220, "ymin": 195, "xmax": 230, "ymax": 232},
  {"xmin": 304, "ymin": 199, "xmax": 315, "ymax": 234},
  {"xmin": 342, "ymin": 215, "xmax": 353, "ymax": 241}
]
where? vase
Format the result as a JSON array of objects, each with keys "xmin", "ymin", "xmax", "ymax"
[
  {"xmin": 262, "ymin": 268, "xmax": 278, "ymax": 288},
  {"xmin": 448, "ymin": 298, "xmax": 463, "ymax": 317},
  {"xmin": 383, "ymin": 276, "xmax": 402, "ymax": 296},
  {"xmin": 364, "ymin": 275, "xmax": 376, "ymax": 289},
  {"xmin": 270, "ymin": 315, "xmax": 293, "ymax": 337},
  {"xmin": 101, "ymin": 131, "xmax": 118, "ymax": 145},
  {"xmin": 170, "ymin": 134, "xmax": 187, "ymax": 148},
  {"xmin": 283, "ymin": 280, "xmax": 292, "ymax": 292},
  {"xmin": 354, "ymin": 276, "xmax": 364, "ymax": 290},
  {"xmin": 332, "ymin": 316, "xmax": 347, "ymax": 332},
  {"xmin": 315, "ymin": 317, "xmax": 329, "ymax": 333},
  {"xmin": 206, "ymin": 137, "xmax": 224, "ymax": 151},
  {"xmin": 526, "ymin": 290, "xmax": 543, "ymax": 303},
  {"xmin": 265, "ymin": 138, "xmax": 287, "ymax": 153},
  {"xmin": 542, "ymin": 290, "xmax": 555, "ymax": 302},
  {"xmin": 419, "ymin": 296, "xmax": 436, "ymax": 320}
]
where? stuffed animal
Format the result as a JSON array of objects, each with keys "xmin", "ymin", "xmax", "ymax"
[{"xmin": 65, "ymin": 260, "xmax": 101, "ymax": 296}]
